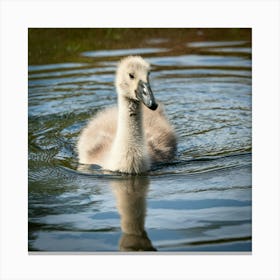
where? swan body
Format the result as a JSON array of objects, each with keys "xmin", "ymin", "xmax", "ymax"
[{"xmin": 77, "ymin": 56, "xmax": 176, "ymax": 174}]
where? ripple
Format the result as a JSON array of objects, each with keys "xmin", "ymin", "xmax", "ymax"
[
  {"xmin": 187, "ymin": 41, "xmax": 248, "ymax": 48},
  {"xmin": 156, "ymin": 235, "xmax": 251, "ymax": 251},
  {"xmin": 149, "ymin": 55, "xmax": 251, "ymax": 67},
  {"xmin": 29, "ymin": 63, "xmax": 88, "ymax": 72},
  {"xmin": 81, "ymin": 48, "xmax": 168, "ymax": 58},
  {"xmin": 206, "ymin": 47, "xmax": 251, "ymax": 54}
]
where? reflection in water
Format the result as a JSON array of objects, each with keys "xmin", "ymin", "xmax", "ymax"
[{"xmin": 111, "ymin": 176, "xmax": 156, "ymax": 251}]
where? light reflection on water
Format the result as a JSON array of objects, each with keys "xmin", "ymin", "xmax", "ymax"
[
  {"xmin": 81, "ymin": 47, "xmax": 168, "ymax": 57},
  {"xmin": 28, "ymin": 39, "xmax": 252, "ymax": 252}
]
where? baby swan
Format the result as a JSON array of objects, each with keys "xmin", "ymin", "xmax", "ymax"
[{"xmin": 77, "ymin": 56, "xmax": 176, "ymax": 174}]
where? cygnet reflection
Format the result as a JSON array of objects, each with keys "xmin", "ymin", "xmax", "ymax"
[{"xmin": 111, "ymin": 175, "xmax": 156, "ymax": 251}]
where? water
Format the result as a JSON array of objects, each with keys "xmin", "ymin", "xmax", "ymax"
[{"xmin": 28, "ymin": 38, "xmax": 252, "ymax": 252}]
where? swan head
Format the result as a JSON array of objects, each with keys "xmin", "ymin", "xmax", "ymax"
[{"xmin": 115, "ymin": 56, "xmax": 158, "ymax": 110}]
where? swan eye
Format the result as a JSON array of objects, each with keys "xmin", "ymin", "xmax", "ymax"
[{"xmin": 129, "ymin": 73, "xmax": 135, "ymax": 79}]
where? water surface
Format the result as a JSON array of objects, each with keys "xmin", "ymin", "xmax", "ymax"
[{"xmin": 28, "ymin": 38, "xmax": 252, "ymax": 252}]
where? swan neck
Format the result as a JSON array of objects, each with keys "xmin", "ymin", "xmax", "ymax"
[
  {"xmin": 117, "ymin": 95, "xmax": 143, "ymax": 140},
  {"xmin": 105, "ymin": 93, "xmax": 150, "ymax": 174}
]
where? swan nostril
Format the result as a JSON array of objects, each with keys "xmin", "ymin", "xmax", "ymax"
[{"xmin": 143, "ymin": 87, "xmax": 147, "ymax": 95}]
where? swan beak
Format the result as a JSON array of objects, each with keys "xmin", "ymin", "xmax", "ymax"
[{"xmin": 136, "ymin": 80, "xmax": 158, "ymax": 110}]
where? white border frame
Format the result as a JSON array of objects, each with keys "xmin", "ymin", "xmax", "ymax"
[{"xmin": 1, "ymin": 0, "xmax": 279, "ymax": 279}]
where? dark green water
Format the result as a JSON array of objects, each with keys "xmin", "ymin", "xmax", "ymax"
[{"xmin": 28, "ymin": 35, "xmax": 252, "ymax": 252}]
